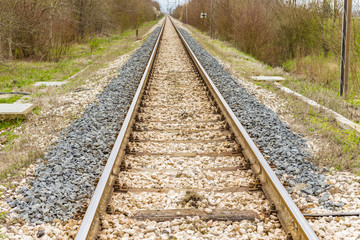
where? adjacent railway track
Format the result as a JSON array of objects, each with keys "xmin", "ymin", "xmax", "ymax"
[{"xmin": 75, "ymin": 17, "xmax": 318, "ymax": 240}]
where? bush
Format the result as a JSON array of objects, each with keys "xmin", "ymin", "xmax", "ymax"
[{"xmin": 89, "ymin": 35, "xmax": 101, "ymax": 53}]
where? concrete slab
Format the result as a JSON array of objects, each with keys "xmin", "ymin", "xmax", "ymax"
[
  {"xmin": 273, "ymin": 82, "xmax": 360, "ymax": 136},
  {"xmin": 251, "ymin": 76, "xmax": 285, "ymax": 81},
  {"xmin": 33, "ymin": 81, "xmax": 67, "ymax": 87},
  {"xmin": 0, "ymin": 103, "xmax": 35, "ymax": 120}
]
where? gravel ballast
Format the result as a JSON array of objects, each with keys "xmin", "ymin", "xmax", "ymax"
[
  {"xmin": 178, "ymin": 28, "xmax": 337, "ymax": 206},
  {"xmin": 7, "ymin": 28, "xmax": 161, "ymax": 224}
]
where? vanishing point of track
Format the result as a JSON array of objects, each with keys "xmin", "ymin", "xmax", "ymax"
[{"xmin": 75, "ymin": 17, "xmax": 318, "ymax": 240}]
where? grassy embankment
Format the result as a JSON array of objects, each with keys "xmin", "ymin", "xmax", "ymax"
[
  {"xmin": 185, "ymin": 25, "xmax": 360, "ymax": 173},
  {"xmin": 0, "ymin": 18, "xmax": 161, "ymax": 181}
]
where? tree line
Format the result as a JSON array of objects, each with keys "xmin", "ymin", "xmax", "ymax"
[
  {"xmin": 0, "ymin": 0, "xmax": 161, "ymax": 60},
  {"xmin": 172, "ymin": 0, "xmax": 344, "ymax": 66}
]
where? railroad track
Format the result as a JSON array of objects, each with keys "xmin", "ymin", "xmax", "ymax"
[{"xmin": 75, "ymin": 17, "xmax": 318, "ymax": 240}]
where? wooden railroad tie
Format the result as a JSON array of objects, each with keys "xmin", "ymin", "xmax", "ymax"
[{"xmin": 133, "ymin": 209, "xmax": 258, "ymax": 222}]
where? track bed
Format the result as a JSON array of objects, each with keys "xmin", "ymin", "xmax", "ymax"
[
  {"xmin": 76, "ymin": 17, "xmax": 317, "ymax": 240},
  {"xmin": 97, "ymin": 19, "xmax": 286, "ymax": 240}
]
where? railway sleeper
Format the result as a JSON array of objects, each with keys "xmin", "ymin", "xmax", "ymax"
[{"xmin": 131, "ymin": 209, "xmax": 259, "ymax": 223}]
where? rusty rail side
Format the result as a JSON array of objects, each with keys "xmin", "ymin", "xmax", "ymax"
[
  {"xmin": 169, "ymin": 17, "xmax": 318, "ymax": 240},
  {"xmin": 75, "ymin": 18, "xmax": 166, "ymax": 240}
]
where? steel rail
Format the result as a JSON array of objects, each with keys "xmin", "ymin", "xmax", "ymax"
[
  {"xmin": 75, "ymin": 18, "xmax": 166, "ymax": 240},
  {"xmin": 304, "ymin": 212, "xmax": 360, "ymax": 218},
  {"xmin": 169, "ymin": 17, "xmax": 318, "ymax": 240}
]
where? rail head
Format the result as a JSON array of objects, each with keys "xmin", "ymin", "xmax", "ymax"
[
  {"xmin": 169, "ymin": 17, "xmax": 318, "ymax": 240},
  {"xmin": 75, "ymin": 17, "xmax": 167, "ymax": 240}
]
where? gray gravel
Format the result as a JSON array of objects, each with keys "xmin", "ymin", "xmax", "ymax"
[
  {"xmin": 7, "ymin": 28, "xmax": 161, "ymax": 224},
  {"xmin": 178, "ymin": 28, "xmax": 338, "ymax": 207}
]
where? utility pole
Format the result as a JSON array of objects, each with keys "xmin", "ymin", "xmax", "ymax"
[
  {"xmin": 210, "ymin": 0, "xmax": 215, "ymax": 39},
  {"xmin": 340, "ymin": 0, "xmax": 352, "ymax": 98},
  {"xmin": 186, "ymin": 0, "xmax": 188, "ymax": 24}
]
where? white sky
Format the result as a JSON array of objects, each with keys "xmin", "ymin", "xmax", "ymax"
[{"xmin": 156, "ymin": 0, "xmax": 186, "ymax": 13}]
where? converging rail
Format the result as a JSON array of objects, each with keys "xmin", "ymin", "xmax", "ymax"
[{"xmin": 75, "ymin": 16, "xmax": 318, "ymax": 240}]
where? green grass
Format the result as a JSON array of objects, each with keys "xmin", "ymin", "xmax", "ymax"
[
  {"xmin": 88, "ymin": 34, "xmax": 101, "ymax": 53},
  {"xmin": 0, "ymin": 118, "xmax": 24, "ymax": 131},
  {"xmin": 0, "ymin": 18, "xmax": 162, "ymax": 92},
  {"xmin": 32, "ymin": 106, "xmax": 40, "ymax": 115},
  {"xmin": 0, "ymin": 60, "xmax": 82, "ymax": 91},
  {"xmin": 259, "ymin": 72, "xmax": 360, "ymax": 172},
  {"xmin": 0, "ymin": 212, "xmax": 6, "ymax": 221},
  {"xmin": 306, "ymin": 108, "xmax": 360, "ymax": 171},
  {"xmin": 0, "ymin": 118, "xmax": 24, "ymax": 146},
  {"xmin": 0, "ymin": 149, "xmax": 43, "ymax": 181},
  {"xmin": 261, "ymin": 77, "xmax": 360, "ymax": 172},
  {"xmin": 0, "ymin": 131, "xmax": 19, "ymax": 144},
  {"xmin": 0, "ymin": 95, "xmax": 20, "ymax": 103}
]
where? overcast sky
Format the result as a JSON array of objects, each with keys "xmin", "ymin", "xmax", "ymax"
[{"xmin": 156, "ymin": 0, "xmax": 186, "ymax": 13}]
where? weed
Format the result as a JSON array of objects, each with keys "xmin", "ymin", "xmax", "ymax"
[
  {"xmin": 0, "ymin": 118, "xmax": 24, "ymax": 131},
  {"xmin": 336, "ymin": 164, "xmax": 342, "ymax": 171},
  {"xmin": 181, "ymin": 191, "xmax": 203, "ymax": 208},
  {"xmin": 0, "ymin": 131, "xmax": 19, "ymax": 145},
  {"xmin": 89, "ymin": 34, "xmax": 101, "ymax": 53},
  {"xmin": 0, "ymin": 148, "xmax": 44, "ymax": 181},
  {"xmin": 32, "ymin": 107, "xmax": 40, "ymax": 115},
  {"xmin": 175, "ymin": 172, "xmax": 182, "ymax": 178},
  {"xmin": 0, "ymin": 212, "xmax": 7, "ymax": 222}
]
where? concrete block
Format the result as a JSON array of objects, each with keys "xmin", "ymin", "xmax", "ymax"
[
  {"xmin": 33, "ymin": 81, "xmax": 67, "ymax": 87},
  {"xmin": 0, "ymin": 103, "xmax": 35, "ymax": 120},
  {"xmin": 251, "ymin": 76, "xmax": 285, "ymax": 81}
]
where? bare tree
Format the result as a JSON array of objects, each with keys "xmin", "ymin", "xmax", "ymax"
[{"xmin": 0, "ymin": 0, "xmax": 161, "ymax": 60}]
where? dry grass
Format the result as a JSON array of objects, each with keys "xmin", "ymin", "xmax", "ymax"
[
  {"xmin": 284, "ymin": 54, "xmax": 360, "ymax": 122},
  {"xmin": 0, "ymin": 147, "xmax": 44, "ymax": 181},
  {"xmin": 286, "ymin": 55, "xmax": 340, "ymax": 86},
  {"xmin": 181, "ymin": 191, "xmax": 204, "ymax": 208}
]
